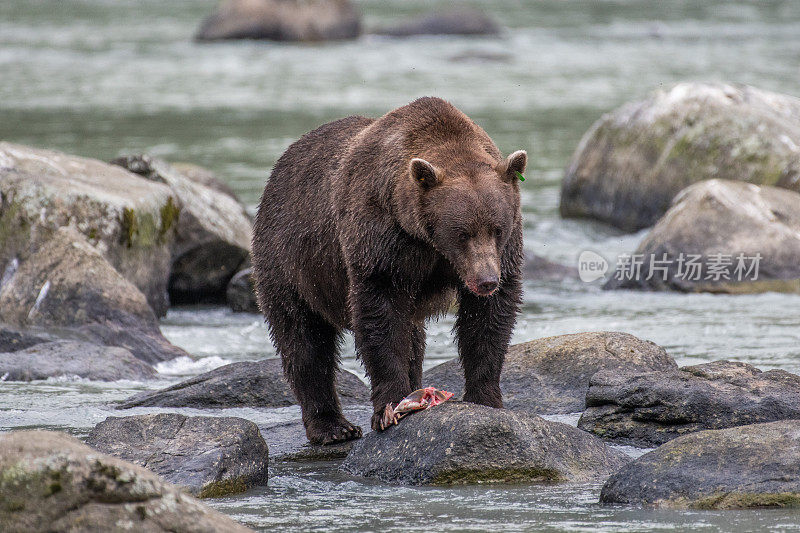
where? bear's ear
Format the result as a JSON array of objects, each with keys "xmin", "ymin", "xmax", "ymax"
[
  {"xmin": 502, "ymin": 150, "xmax": 527, "ymax": 182},
  {"xmin": 410, "ymin": 158, "xmax": 439, "ymax": 189}
]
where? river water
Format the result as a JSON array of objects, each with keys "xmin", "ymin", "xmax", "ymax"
[{"xmin": 2, "ymin": 0, "xmax": 800, "ymax": 531}]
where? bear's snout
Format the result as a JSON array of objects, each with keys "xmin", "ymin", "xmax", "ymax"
[{"xmin": 468, "ymin": 273, "xmax": 500, "ymax": 297}]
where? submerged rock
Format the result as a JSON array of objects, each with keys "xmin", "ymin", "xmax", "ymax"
[
  {"xmin": 0, "ymin": 341, "xmax": 156, "ymax": 381},
  {"xmin": 604, "ymin": 180, "xmax": 800, "ymax": 293},
  {"xmin": 423, "ymin": 332, "xmax": 677, "ymax": 414},
  {"xmin": 0, "ymin": 226, "xmax": 187, "ymax": 363},
  {"xmin": 0, "ymin": 430, "xmax": 253, "ymax": 531},
  {"xmin": 600, "ymin": 420, "xmax": 800, "ymax": 509},
  {"xmin": 560, "ymin": 83, "xmax": 800, "ymax": 232},
  {"xmin": 111, "ymin": 154, "xmax": 252, "ymax": 304},
  {"xmin": 341, "ymin": 402, "xmax": 629, "ymax": 485},
  {"xmin": 195, "ymin": 0, "xmax": 361, "ymax": 42},
  {"xmin": 226, "ymin": 267, "xmax": 259, "ymax": 313},
  {"xmin": 0, "ymin": 142, "xmax": 178, "ymax": 316},
  {"xmin": 119, "ymin": 358, "xmax": 369, "ymax": 408},
  {"xmin": 579, "ymin": 360, "xmax": 800, "ymax": 447},
  {"xmin": 87, "ymin": 413, "xmax": 269, "ymax": 498},
  {"xmin": 374, "ymin": 10, "xmax": 500, "ymax": 37}
]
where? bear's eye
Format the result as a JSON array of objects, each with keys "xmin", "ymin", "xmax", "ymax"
[
  {"xmin": 494, "ymin": 227, "xmax": 503, "ymax": 240},
  {"xmin": 458, "ymin": 231, "xmax": 471, "ymax": 243}
]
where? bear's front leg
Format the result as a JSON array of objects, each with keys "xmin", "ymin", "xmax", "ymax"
[
  {"xmin": 349, "ymin": 278, "xmax": 415, "ymax": 431},
  {"xmin": 455, "ymin": 252, "xmax": 522, "ymax": 408}
]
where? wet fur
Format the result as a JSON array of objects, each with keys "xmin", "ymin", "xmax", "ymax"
[{"xmin": 252, "ymin": 97, "xmax": 524, "ymax": 444}]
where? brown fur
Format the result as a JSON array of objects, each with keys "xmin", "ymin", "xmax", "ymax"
[{"xmin": 252, "ymin": 97, "xmax": 525, "ymax": 444}]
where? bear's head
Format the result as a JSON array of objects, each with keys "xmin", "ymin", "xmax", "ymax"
[{"xmin": 411, "ymin": 149, "xmax": 526, "ymax": 297}]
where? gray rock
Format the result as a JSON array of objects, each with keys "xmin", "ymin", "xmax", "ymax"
[
  {"xmin": 111, "ymin": 154, "xmax": 252, "ymax": 304},
  {"xmin": 0, "ymin": 430, "xmax": 253, "ymax": 531},
  {"xmin": 0, "ymin": 226, "xmax": 188, "ymax": 363},
  {"xmin": 119, "ymin": 358, "xmax": 369, "ymax": 408},
  {"xmin": 340, "ymin": 402, "xmax": 629, "ymax": 485},
  {"xmin": 600, "ymin": 420, "xmax": 800, "ymax": 509},
  {"xmin": 170, "ymin": 161, "xmax": 240, "ymax": 201},
  {"xmin": 226, "ymin": 267, "xmax": 258, "ymax": 313},
  {"xmin": 374, "ymin": 10, "xmax": 500, "ymax": 37},
  {"xmin": 196, "ymin": 0, "xmax": 361, "ymax": 42},
  {"xmin": 579, "ymin": 360, "xmax": 800, "ymax": 447},
  {"xmin": 0, "ymin": 323, "xmax": 49, "ymax": 352},
  {"xmin": 423, "ymin": 332, "xmax": 677, "ymax": 414},
  {"xmin": 0, "ymin": 142, "xmax": 179, "ymax": 316},
  {"xmin": 560, "ymin": 83, "xmax": 800, "ymax": 232},
  {"xmin": 0, "ymin": 340, "xmax": 156, "ymax": 381},
  {"xmin": 523, "ymin": 253, "xmax": 578, "ymax": 281},
  {"xmin": 604, "ymin": 180, "xmax": 800, "ymax": 293},
  {"xmin": 262, "ymin": 405, "xmax": 372, "ymax": 462},
  {"xmin": 87, "ymin": 413, "xmax": 268, "ymax": 498}
]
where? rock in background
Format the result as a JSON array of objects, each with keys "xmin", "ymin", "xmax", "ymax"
[
  {"xmin": 0, "ymin": 226, "xmax": 187, "ymax": 363},
  {"xmin": 560, "ymin": 83, "xmax": 800, "ymax": 232},
  {"xmin": 195, "ymin": 0, "xmax": 361, "ymax": 42},
  {"xmin": 600, "ymin": 420, "xmax": 800, "ymax": 509},
  {"xmin": 226, "ymin": 267, "xmax": 259, "ymax": 313},
  {"xmin": 341, "ymin": 402, "xmax": 629, "ymax": 485},
  {"xmin": 373, "ymin": 9, "xmax": 500, "ymax": 37},
  {"xmin": 119, "ymin": 357, "xmax": 369, "ymax": 408},
  {"xmin": 0, "ymin": 142, "xmax": 178, "ymax": 316},
  {"xmin": 579, "ymin": 360, "xmax": 800, "ymax": 447},
  {"xmin": 111, "ymin": 154, "xmax": 252, "ymax": 304},
  {"xmin": 0, "ymin": 430, "xmax": 254, "ymax": 531},
  {"xmin": 0, "ymin": 341, "xmax": 156, "ymax": 381},
  {"xmin": 604, "ymin": 180, "xmax": 800, "ymax": 293},
  {"xmin": 422, "ymin": 332, "xmax": 676, "ymax": 414},
  {"xmin": 87, "ymin": 413, "xmax": 269, "ymax": 498}
]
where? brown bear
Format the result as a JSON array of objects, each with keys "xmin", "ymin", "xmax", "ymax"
[{"xmin": 252, "ymin": 97, "xmax": 526, "ymax": 445}]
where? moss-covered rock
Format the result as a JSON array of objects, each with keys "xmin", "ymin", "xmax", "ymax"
[
  {"xmin": 111, "ymin": 155, "xmax": 252, "ymax": 304},
  {"xmin": 560, "ymin": 83, "xmax": 800, "ymax": 231},
  {"xmin": 195, "ymin": 0, "xmax": 361, "ymax": 42},
  {"xmin": 423, "ymin": 332, "xmax": 677, "ymax": 415},
  {"xmin": 604, "ymin": 179, "xmax": 800, "ymax": 293},
  {"xmin": 0, "ymin": 142, "xmax": 178, "ymax": 316},
  {"xmin": 600, "ymin": 420, "xmax": 800, "ymax": 509},
  {"xmin": 0, "ymin": 226, "xmax": 187, "ymax": 363},
  {"xmin": 0, "ymin": 430, "xmax": 253, "ymax": 531},
  {"xmin": 87, "ymin": 413, "xmax": 269, "ymax": 498},
  {"xmin": 340, "ymin": 402, "xmax": 629, "ymax": 485}
]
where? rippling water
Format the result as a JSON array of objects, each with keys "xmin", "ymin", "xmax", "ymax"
[{"xmin": 2, "ymin": 0, "xmax": 800, "ymax": 531}]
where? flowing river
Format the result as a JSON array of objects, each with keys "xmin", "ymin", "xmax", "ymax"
[{"xmin": 2, "ymin": 0, "xmax": 800, "ymax": 530}]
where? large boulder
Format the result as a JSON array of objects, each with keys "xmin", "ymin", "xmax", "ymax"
[
  {"xmin": 578, "ymin": 360, "xmax": 800, "ymax": 447},
  {"xmin": 0, "ymin": 340, "xmax": 156, "ymax": 381},
  {"xmin": 422, "ymin": 332, "xmax": 677, "ymax": 414},
  {"xmin": 195, "ymin": 0, "xmax": 361, "ymax": 42},
  {"xmin": 560, "ymin": 83, "xmax": 800, "ymax": 232},
  {"xmin": 226, "ymin": 267, "xmax": 259, "ymax": 313},
  {"xmin": 87, "ymin": 414, "xmax": 269, "ymax": 498},
  {"xmin": 600, "ymin": 420, "xmax": 800, "ymax": 509},
  {"xmin": 119, "ymin": 358, "xmax": 369, "ymax": 408},
  {"xmin": 111, "ymin": 155, "xmax": 252, "ymax": 304},
  {"xmin": 0, "ymin": 226, "xmax": 188, "ymax": 363},
  {"xmin": 340, "ymin": 402, "xmax": 629, "ymax": 485},
  {"xmin": 0, "ymin": 430, "xmax": 253, "ymax": 531},
  {"xmin": 373, "ymin": 9, "xmax": 500, "ymax": 37},
  {"xmin": 0, "ymin": 142, "xmax": 178, "ymax": 316},
  {"xmin": 604, "ymin": 180, "xmax": 800, "ymax": 293}
]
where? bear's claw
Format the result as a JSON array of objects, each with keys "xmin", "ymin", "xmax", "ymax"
[
  {"xmin": 372, "ymin": 403, "xmax": 400, "ymax": 431},
  {"xmin": 306, "ymin": 417, "xmax": 362, "ymax": 445}
]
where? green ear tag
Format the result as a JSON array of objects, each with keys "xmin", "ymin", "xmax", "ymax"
[{"xmin": 515, "ymin": 171, "xmax": 525, "ymax": 182}]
